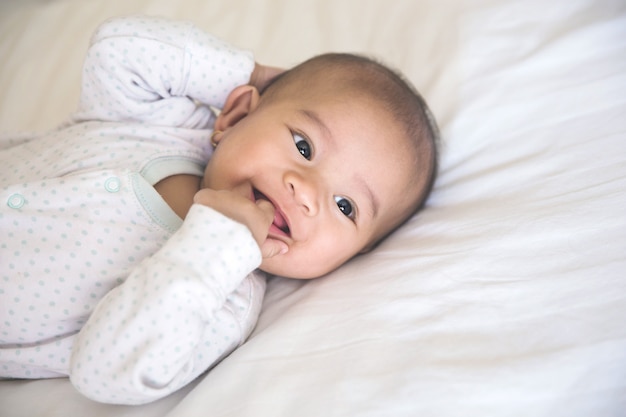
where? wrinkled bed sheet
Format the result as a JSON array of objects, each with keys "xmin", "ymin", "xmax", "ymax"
[{"xmin": 1, "ymin": 0, "xmax": 625, "ymax": 416}]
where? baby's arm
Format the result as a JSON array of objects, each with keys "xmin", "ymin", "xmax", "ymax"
[
  {"xmin": 69, "ymin": 205, "xmax": 264, "ymax": 405},
  {"xmin": 72, "ymin": 15, "xmax": 254, "ymax": 128}
]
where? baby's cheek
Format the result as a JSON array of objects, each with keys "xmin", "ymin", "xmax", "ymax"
[{"xmin": 258, "ymin": 247, "xmax": 316, "ymax": 279}]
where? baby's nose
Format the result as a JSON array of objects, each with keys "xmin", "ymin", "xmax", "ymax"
[{"xmin": 285, "ymin": 171, "xmax": 320, "ymax": 216}]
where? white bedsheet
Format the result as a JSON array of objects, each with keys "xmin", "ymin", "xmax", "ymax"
[{"xmin": 1, "ymin": 0, "xmax": 625, "ymax": 416}]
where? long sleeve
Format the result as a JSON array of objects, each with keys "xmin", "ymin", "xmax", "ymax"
[
  {"xmin": 72, "ymin": 15, "xmax": 254, "ymax": 128},
  {"xmin": 69, "ymin": 204, "xmax": 265, "ymax": 404}
]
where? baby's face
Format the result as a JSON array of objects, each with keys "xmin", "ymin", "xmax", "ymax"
[{"xmin": 203, "ymin": 90, "xmax": 421, "ymax": 279}]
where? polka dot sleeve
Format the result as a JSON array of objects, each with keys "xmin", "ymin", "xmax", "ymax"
[
  {"xmin": 72, "ymin": 15, "xmax": 254, "ymax": 128},
  {"xmin": 68, "ymin": 204, "xmax": 263, "ymax": 405}
]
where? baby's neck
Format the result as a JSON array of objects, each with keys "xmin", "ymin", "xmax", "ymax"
[{"xmin": 154, "ymin": 174, "xmax": 202, "ymax": 220}]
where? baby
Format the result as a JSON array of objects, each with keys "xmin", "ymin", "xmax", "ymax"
[{"xmin": 0, "ymin": 15, "xmax": 437, "ymax": 404}]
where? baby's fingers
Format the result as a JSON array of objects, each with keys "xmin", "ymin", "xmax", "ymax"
[
  {"xmin": 247, "ymin": 198, "xmax": 275, "ymax": 245},
  {"xmin": 193, "ymin": 189, "xmax": 270, "ymax": 246},
  {"xmin": 254, "ymin": 198, "xmax": 275, "ymax": 223},
  {"xmin": 255, "ymin": 199, "xmax": 288, "ymax": 258},
  {"xmin": 261, "ymin": 238, "xmax": 288, "ymax": 259}
]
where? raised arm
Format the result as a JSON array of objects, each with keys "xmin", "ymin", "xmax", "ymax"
[{"xmin": 72, "ymin": 15, "xmax": 254, "ymax": 128}]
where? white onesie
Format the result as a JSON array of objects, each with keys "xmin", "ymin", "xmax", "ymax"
[{"xmin": 0, "ymin": 15, "xmax": 265, "ymax": 404}]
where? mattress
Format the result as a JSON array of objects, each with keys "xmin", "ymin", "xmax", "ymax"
[{"xmin": 1, "ymin": 0, "xmax": 625, "ymax": 416}]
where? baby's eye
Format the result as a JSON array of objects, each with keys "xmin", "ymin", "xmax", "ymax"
[
  {"xmin": 293, "ymin": 132, "xmax": 312, "ymax": 160},
  {"xmin": 335, "ymin": 196, "xmax": 355, "ymax": 220}
]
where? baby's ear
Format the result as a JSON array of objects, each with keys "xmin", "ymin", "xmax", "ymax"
[{"xmin": 214, "ymin": 85, "xmax": 260, "ymax": 131}]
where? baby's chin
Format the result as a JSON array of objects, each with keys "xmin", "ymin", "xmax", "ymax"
[{"xmin": 258, "ymin": 255, "xmax": 331, "ymax": 280}]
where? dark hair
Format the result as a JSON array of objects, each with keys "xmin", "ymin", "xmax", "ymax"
[{"xmin": 261, "ymin": 53, "xmax": 439, "ymax": 238}]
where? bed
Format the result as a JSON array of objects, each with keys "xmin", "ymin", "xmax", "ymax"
[{"xmin": 1, "ymin": 0, "xmax": 625, "ymax": 416}]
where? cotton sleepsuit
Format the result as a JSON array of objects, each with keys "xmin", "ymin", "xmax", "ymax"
[{"xmin": 0, "ymin": 15, "xmax": 266, "ymax": 404}]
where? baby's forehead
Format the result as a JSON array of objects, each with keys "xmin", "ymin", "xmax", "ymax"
[
  {"xmin": 304, "ymin": 65, "xmax": 383, "ymax": 95},
  {"xmin": 283, "ymin": 77, "xmax": 418, "ymax": 155},
  {"xmin": 266, "ymin": 59, "xmax": 429, "ymax": 170},
  {"xmin": 271, "ymin": 58, "xmax": 385, "ymax": 96}
]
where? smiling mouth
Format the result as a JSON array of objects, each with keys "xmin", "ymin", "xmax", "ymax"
[{"xmin": 253, "ymin": 189, "xmax": 291, "ymax": 236}]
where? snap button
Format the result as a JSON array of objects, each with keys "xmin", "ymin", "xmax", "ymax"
[
  {"xmin": 7, "ymin": 193, "xmax": 25, "ymax": 209},
  {"xmin": 104, "ymin": 177, "xmax": 121, "ymax": 193}
]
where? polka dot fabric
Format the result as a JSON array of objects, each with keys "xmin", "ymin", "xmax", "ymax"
[
  {"xmin": 70, "ymin": 205, "xmax": 264, "ymax": 404},
  {"xmin": 0, "ymin": 15, "xmax": 265, "ymax": 404}
]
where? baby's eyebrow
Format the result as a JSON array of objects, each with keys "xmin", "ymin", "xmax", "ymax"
[
  {"xmin": 298, "ymin": 109, "xmax": 331, "ymax": 140},
  {"xmin": 355, "ymin": 175, "xmax": 379, "ymax": 220}
]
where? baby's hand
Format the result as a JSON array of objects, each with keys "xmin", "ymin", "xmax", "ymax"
[
  {"xmin": 193, "ymin": 188, "xmax": 288, "ymax": 259},
  {"xmin": 250, "ymin": 63, "xmax": 284, "ymax": 92}
]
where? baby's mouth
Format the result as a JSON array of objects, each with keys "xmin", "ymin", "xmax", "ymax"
[{"xmin": 253, "ymin": 190, "xmax": 291, "ymax": 236}]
